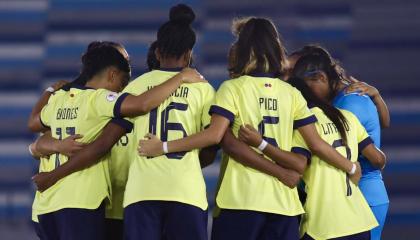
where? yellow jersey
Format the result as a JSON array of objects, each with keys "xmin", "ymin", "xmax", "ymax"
[
  {"xmin": 32, "ymin": 155, "xmax": 50, "ymax": 222},
  {"xmin": 123, "ymin": 69, "xmax": 215, "ymax": 210},
  {"xmin": 106, "ymin": 132, "xmax": 134, "ymax": 219},
  {"xmin": 33, "ymin": 86, "xmax": 132, "ymax": 216},
  {"xmin": 211, "ymin": 74, "xmax": 316, "ymax": 216},
  {"xmin": 293, "ymin": 106, "xmax": 378, "ymax": 239}
]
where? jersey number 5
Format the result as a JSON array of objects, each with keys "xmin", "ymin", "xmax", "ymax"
[
  {"xmin": 149, "ymin": 102, "xmax": 188, "ymax": 160},
  {"xmin": 258, "ymin": 116, "xmax": 279, "ymax": 147}
]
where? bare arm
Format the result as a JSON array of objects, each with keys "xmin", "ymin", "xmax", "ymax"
[
  {"xmin": 199, "ymin": 145, "xmax": 219, "ymax": 168},
  {"xmin": 32, "ymin": 122, "xmax": 127, "ymax": 192},
  {"xmin": 371, "ymin": 94, "xmax": 390, "ymax": 129},
  {"xmin": 298, "ymin": 123, "xmax": 362, "ymax": 184},
  {"xmin": 35, "ymin": 132, "xmax": 85, "ymax": 157},
  {"xmin": 298, "ymin": 124, "xmax": 354, "ymax": 173},
  {"xmin": 221, "ymin": 130, "xmax": 302, "ymax": 188},
  {"xmin": 28, "ymin": 81, "xmax": 69, "ymax": 132},
  {"xmin": 120, "ymin": 68, "xmax": 205, "ymax": 117},
  {"xmin": 138, "ymin": 115, "xmax": 230, "ymax": 157},
  {"xmin": 238, "ymin": 124, "xmax": 307, "ymax": 174},
  {"xmin": 361, "ymin": 144, "xmax": 386, "ymax": 170}
]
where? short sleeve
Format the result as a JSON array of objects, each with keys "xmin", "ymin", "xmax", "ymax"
[
  {"xmin": 39, "ymin": 103, "xmax": 53, "ymax": 128},
  {"xmin": 110, "ymin": 118, "xmax": 134, "ymax": 133},
  {"xmin": 92, "ymin": 89, "xmax": 130, "ymax": 119},
  {"xmin": 291, "ymin": 130, "xmax": 312, "ymax": 160},
  {"xmin": 201, "ymin": 85, "xmax": 216, "ymax": 130},
  {"xmin": 209, "ymin": 81, "xmax": 238, "ymax": 125},
  {"xmin": 293, "ymin": 88, "xmax": 317, "ymax": 129},
  {"xmin": 350, "ymin": 113, "xmax": 373, "ymax": 152}
]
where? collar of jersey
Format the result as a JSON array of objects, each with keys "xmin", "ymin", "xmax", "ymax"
[
  {"xmin": 158, "ymin": 67, "xmax": 183, "ymax": 72},
  {"xmin": 248, "ymin": 72, "xmax": 276, "ymax": 78},
  {"xmin": 71, "ymin": 84, "xmax": 94, "ymax": 90},
  {"xmin": 307, "ymin": 102, "xmax": 317, "ymax": 109}
]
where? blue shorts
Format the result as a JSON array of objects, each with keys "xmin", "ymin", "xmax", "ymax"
[
  {"xmin": 124, "ymin": 201, "xmax": 208, "ymax": 240},
  {"xmin": 211, "ymin": 209, "xmax": 299, "ymax": 240},
  {"xmin": 32, "ymin": 221, "xmax": 44, "ymax": 240},
  {"xmin": 370, "ymin": 203, "xmax": 389, "ymax": 240},
  {"xmin": 105, "ymin": 218, "xmax": 123, "ymax": 240},
  {"xmin": 301, "ymin": 231, "xmax": 370, "ymax": 240},
  {"xmin": 38, "ymin": 203, "xmax": 105, "ymax": 240}
]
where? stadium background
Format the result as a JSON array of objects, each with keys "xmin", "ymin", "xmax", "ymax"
[{"xmin": 0, "ymin": 0, "xmax": 419, "ymax": 239}]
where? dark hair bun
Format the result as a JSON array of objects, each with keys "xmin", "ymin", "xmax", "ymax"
[{"xmin": 169, "ymin": 4, "xmax": 195, "ymax": 25}]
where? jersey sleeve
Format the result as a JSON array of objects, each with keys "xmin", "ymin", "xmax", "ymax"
[
  {"xmin": 209, "ymin": 81, "xmax": 238, "ymax": 125},
  {"xmin": 291, "ymin": 130, "xmax": 312, "ymax": 161},
  {"xmin": 92, "ymin": 89, "xmax": 130, "ymax": 119},
  {"xmin": 109, "ymin": 118, "xmax": 134, "ymax": 133},
  {"xmin": 350, "ymin": 112, "xmax": 374, "ymax": 152},
  {"xmin": 201, "ymin": 84, "xmax": 216, "ymax": 130},
  {"xmin": 92, "ymin": 89, "xmax": 133, "ymax": 133},
  {"xmin": 293, "ymin": 88, "xmax": 317, "ymax": 129},
  {"xmin": 39, "ymin": 97, "xmax": 56, "ymax": 128}
]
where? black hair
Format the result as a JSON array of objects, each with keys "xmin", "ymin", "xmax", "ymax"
[
  {"xmin": 290, "ymin": 51, "xmax": 349, "ymax": 145},
  {"xmin": 289, "ymin": 44, "xmax": 350, "ymax": 83},
  {"xmin": 289, "ymin": 44, "xmax": 330, "ymax": 59},
  {"xmin": 156, "ymin": 4, "xmax": 196, "ymax": 60},
  {"xmin": 229, "ymin": 17, "xmax": 287, "ymax": 78},
  {"xmin": 147, "ymin": 41, "xmax": 160, "ymax": 70},
  {"xmin": 63, "ymin": 41, "xmax": 130, "ymax": 90}
]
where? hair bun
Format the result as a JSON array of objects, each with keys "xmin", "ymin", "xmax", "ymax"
[{"xmin": 169, "ymin": 4, "xmax": 195, "ymax": 25}]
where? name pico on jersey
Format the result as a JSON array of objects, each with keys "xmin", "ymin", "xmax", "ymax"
[{"xmin": 259, "ymin": 97, "xmax": 277, "ymax": 110}]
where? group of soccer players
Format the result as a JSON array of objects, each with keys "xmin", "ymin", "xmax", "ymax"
[{"xmin": 26, "ymin": 3, "xmax": 390, "ymax": 240}]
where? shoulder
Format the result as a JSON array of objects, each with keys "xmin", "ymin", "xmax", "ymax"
[
  {"xmin": 339, "ymin": 108, "xmax": 364, "ymax": 129},
  {"xmin": 216, "ymin": 78, "xmax": 239, "ymax": 93},
  {"xmin": 48, "ymin": 89, "xmax": 67, "ymax": 103},
  {"xmin": 124, "ymin": 73, "xmax": 151, "ymax": 93},
  {"xmin": 199, "ymin": 82, "xmax": 216, "ymax": 95},
  {"xmin": 88, "ymin": 89, "xmax": 120, "ymax": 104},
  {"xmin": 335, "ymin": 92, "xmax": 374, "ymax": 107},
  {"xmin": 339, "ymin": 108, "xmax": 358, "ymax": 121}
]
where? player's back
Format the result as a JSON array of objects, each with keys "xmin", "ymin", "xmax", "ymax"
[
  {"xmin": 123, "ymin": 69, "xmax": 215, "ymax": 211},
  {"xmin": 212, "ymin": 73, "xmax": 315, "ymax": 216},
  {"xmin": 296, "ymin": 107, "xmax": 378, "ymax": 239},
  {"xmin": 216, "ymin": 74, "xmax": 308, "ymax": 150},
  {"xmin": 34, "ymin": 86, "xmax": 125, "ymax": 215}
]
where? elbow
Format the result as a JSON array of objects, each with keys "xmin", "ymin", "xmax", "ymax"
[
  {"xmin": 381, "ymin": 121, "xmax": 391, "ymax": 129},
  {"xmin": 212, "ymin": 132, "xmax": 225, "ymax": 145},
  {"xmin": 284, "ymin": 171, "xmax": 301, "ymax": 189},
  {"xmin": 208, "ymin": 127, "xmax": 225, "ymax": 146},
  {"xmin": 28, "ymin": 118, "xmax": 40, "ymax": 132},
  {"xmin": 296, "ymin": 159, "xmax": 308, "ymax": 175},
  {"xmin": 374, "ymin": 153, "xmax": 387, "ymax": 170}
]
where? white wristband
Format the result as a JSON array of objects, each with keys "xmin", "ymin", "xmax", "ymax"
[
  {"xmin": 163, "ymin": 142, "xmax": 169, "ymax": 154},
  {"xmin": 257, "ymin": 140, "xmax": 268, "ymax": 151},
  {"xmin": 45, "ymin": 87, "xmax": 55, "ymax": 93},
  {"xmin": 348, "ymin": 163, "xmax": 357, "ymax": 175}
]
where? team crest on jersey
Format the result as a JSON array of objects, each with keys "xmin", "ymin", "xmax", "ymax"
[{"xmin": 106, "ymin": 92, "xmax": 118, "ymax": 102}]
